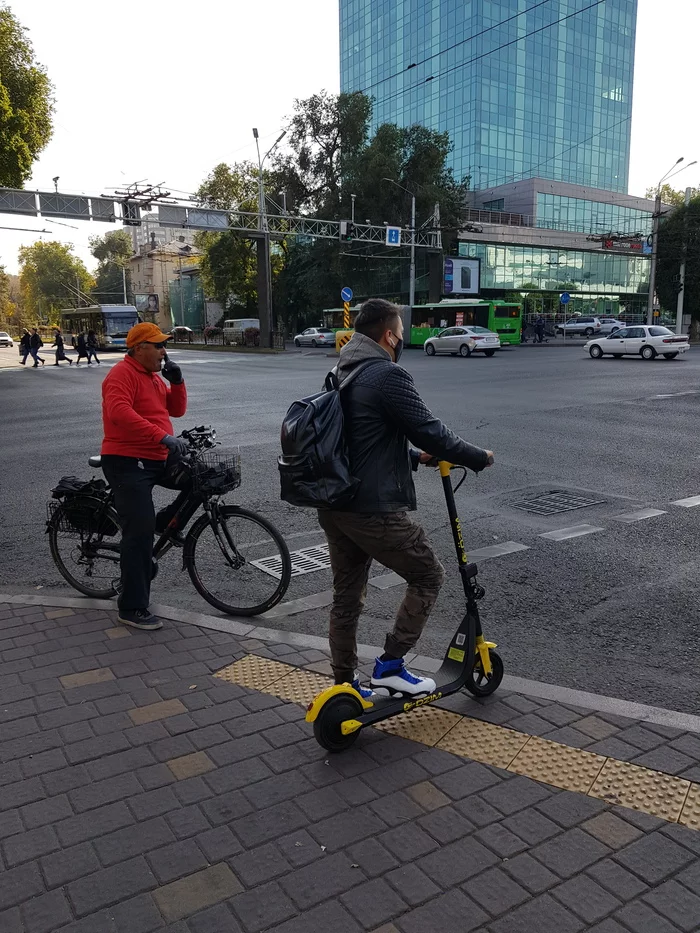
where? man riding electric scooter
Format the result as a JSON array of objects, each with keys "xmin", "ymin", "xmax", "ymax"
[{"xmin": 318, "ymin": 298, "xmax": 494, "ymax": 700}]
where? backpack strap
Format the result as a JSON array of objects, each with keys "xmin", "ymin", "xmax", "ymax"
[{"xmin": 324, "ymin": 358, "xmax": 385, "ymax": 393}]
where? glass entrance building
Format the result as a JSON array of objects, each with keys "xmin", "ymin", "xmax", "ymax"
[{"xmin": 340, "ymin": 0, "xmax": 638, "ymax": 192}]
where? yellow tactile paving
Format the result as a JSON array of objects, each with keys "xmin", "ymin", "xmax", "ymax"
[
  {"xmin": 437, "ymin": 717, "xmax": 529, "ymax": 769},
  {"xmin": 509, "ymin": 736, "xmax": 606, "ymax": 794},
  {"xmin": 267, "ymin": 669, "xmax": 334, "ymax": 707},
  {"xmin": 374, "ymin": 705, "xmax": 462, "ymax": 746},
  {"xmin": 589, "ymin": 758, "xmax": 691, "ymax": 822},
  {"xmin": 213, "ymin": 655, "xmax": 294, "ymax": 691},
  {"xmin": 214, "ymin": 656, "xmax": 700, "ymax": 828},
  {"xmin": 679, "ymin": 783, "xmax": 700, "ymax": 829}
]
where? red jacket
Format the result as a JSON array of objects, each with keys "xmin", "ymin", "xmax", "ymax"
[{"xmin": 101, "ymin": 354, "xmax": 187, "ymax": 460}]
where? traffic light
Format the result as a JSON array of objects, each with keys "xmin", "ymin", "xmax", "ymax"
[{"xmin": 339, "ymin": 220, "xmax": 354, "ymax": 242}]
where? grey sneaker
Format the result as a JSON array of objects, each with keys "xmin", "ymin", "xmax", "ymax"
[{"xmin": 117, "ymin": 609, "xmax": 162, "ymax": 631}]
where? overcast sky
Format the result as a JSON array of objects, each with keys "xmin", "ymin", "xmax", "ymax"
[{"xmin": 1, "ymin": 0, "xmax": 697, "ymax": 275}]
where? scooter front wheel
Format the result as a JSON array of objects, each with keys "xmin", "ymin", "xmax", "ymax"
[
  {"xmin": 313, "ymin": 693, "xmax": 363, "ymax": 752},
  {"xmin": 464, "ymin": 649, "xmax": 504, "ymax": 698}
]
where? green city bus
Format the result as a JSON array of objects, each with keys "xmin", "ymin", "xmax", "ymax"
[{"xmin": 407, "ymin": 300, "xmax": 522, "ymax": 347}]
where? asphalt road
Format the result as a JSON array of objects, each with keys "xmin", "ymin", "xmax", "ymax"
[{"xmin": 2, "ymin": 342, "xmax": 700, "ymax": 712}]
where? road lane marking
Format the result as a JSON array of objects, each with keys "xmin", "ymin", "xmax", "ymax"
[
  {"xmin": 539, "ymin": 524, "xmax": 604, "ymax": 541},
  {"xmin": 671, "ymin": 496, "xmax": 700, "ymax": 508},
  {"xmin": 612, "ymin": 508, "xmax": 667, "ymax": 523}
]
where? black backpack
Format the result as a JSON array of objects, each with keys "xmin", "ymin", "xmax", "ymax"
[{"xmin": 278, "ymin": 360, "xmax": 379, "ymax": 509}]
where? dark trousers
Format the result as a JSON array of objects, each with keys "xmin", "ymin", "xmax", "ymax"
[{"xmin": 317, "ymin": 511, "xmax": 445, "ymax": 682}]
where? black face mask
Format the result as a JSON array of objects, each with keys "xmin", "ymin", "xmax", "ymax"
[{"xmin": 390, "ymin": 333, "xmax": 404, "ymax": 363}]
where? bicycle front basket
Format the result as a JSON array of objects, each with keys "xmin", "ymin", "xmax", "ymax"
[{"xmin": 192, "ymin": 450, "xmax": 241, "ymax": 495}]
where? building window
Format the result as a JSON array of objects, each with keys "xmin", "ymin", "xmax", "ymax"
[{"xmin": 482, "ymin": 198, "xmax": 505, "ymax": 212}]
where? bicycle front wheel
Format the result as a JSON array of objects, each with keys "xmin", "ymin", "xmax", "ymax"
[
  {"xmin": 48, "ymin": 503, "xmax": 120, "ymax": 599},
  {"xmin": 185, "ymin": 506, "xmax": 291, "ymax": 616}
]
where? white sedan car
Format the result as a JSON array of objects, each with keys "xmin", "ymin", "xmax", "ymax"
[
  {"xmin": 0, "ymin": 332, "xmax": 14, "ymax": 347},
  {"xmin": 293, "ymin": 327, "xmax": 335, "ymax": 348},
  {"xmin": 424, "ymin": 326, "xmax": 500, "ymax": 358},
  {"xmin": 584, "ymin": 325, "xmax": 690, "ymax": 361}
]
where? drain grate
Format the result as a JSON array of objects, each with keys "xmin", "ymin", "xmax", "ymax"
[
  {"xmin": 511, "ymin": 491, "xmax": 605, "ymax": 516},
  {"xmin": 251, "ymin": 543, "xmax": 332, "ymax": 579}
]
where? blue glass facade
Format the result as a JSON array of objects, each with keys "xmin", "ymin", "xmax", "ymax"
[
  {"xmin": 536, "ymin": 194, "xmax": 652, "ymax": 235},
  {"xmin": 340, "ymin": 0, "xmax": 637, "ymax": 193}
]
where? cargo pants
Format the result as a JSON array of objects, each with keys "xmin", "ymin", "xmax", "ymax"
[{"xmin": 317, "ymin": 511, "xmax": 445, "ymax": 683}]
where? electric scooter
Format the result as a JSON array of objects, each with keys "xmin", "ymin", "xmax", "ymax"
[{"xmin": 306, "ymin": 460, "xmax": 504, "ymax": 752}]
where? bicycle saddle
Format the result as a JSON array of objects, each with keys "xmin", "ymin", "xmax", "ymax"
[{"xmin": 88, "ymin": 455, "xmax": 102, "ymax": 469}]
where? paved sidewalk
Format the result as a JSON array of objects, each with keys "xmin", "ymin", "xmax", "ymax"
[{"xmin": 2, "ymin": 601, "xmax": 700, "ymax": 932}]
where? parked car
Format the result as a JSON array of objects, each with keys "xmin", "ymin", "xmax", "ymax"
[
  {"xmin": 0, "ymin": 332, "xmax": 14, "ymax": 347},
  {"xmin": 584, "ymin": 325, "xmax": 690, "ymax": 361},
  {"xmin": 424, "ymin": 326, "xmax": 500, "ymax": 357},
  {"xmin": 170, "ymin": 326, "xmax": 194, "ymax": 343},
  {"xmin": 293, "ymin": 327, "xmax": 335, "ymax": 348},
  {"xmin": 597, "ymin": 318, "xmax": 626, "ymax": 335},
  {"xmin": 555, "ymin": 316, "xmax": 602, "ymax": 337},
  {"xmin": 223, "ymin": 318, "xmax": 260, "ymax": 345}
]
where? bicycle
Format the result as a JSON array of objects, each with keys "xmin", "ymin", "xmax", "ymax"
[{"xmin": 46, "ymin": 426, "xmax": 292, "ymax": 617}]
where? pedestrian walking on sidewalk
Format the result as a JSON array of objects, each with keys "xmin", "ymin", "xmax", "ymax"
[
  {"xmin": 87, "ymin": 330, "xmax": 100, "ymax": 364},
  {"xmin": 19, "ymin": 329, "xmax": 31, "ymax": 364},
  {"xmin": 317, "ymin": 298, "xmax": 494, "ymax": 700},
  {"xmin": 75, "ymin": 332, "xmax": 90, "ymax": 365},
  {"xmin": 52, "ymin": 329, "xmax": 73, "ymax": 366},
  {"xmin": 29, "ymin": 329, "xmax": 45, "ymax": 367}
]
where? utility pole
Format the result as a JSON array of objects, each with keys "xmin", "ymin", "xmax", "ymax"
[
  {"xmin": 675, "ymin": 186, "xmax": 693, "ymax": 335},
  {"xmin": 122, "ymin": 265, "xmax": 128, "ymax": 305},
  {"xmin": 646, "ymin": 190, "xmax": 662, "ymax": 326},
  {"xmin": 253, "ymin": 128, "xmax": 286, "ymax": 347},
  {"xmin": 409, "ymin": 193, "xmax": 416, "ymax": 309}
]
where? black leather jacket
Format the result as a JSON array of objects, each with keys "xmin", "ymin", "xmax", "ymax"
[{"xmin": 337, "ymin": 337, "xmax": 490, "ymax": 513}]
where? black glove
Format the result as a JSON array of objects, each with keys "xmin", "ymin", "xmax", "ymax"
[
  {"xmin": 161, "ymin": 435, "xmax": 189, "ymax": 457},
  {"xmin": 161, "ymin": 354, "xmax": 183, "ymax": 385}
]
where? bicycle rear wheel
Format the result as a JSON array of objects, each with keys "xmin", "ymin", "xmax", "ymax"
[
  {"xmin": 185, "ymin": 505, "xmax": 291, "ymax": 616},
  {"xmin": 47, "ymin": 503, "xmax": 120, "ymax": 599}
]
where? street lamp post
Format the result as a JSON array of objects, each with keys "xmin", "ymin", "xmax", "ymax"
[
  {"xmin": 382, "ymin": 178, "xmax": 416, "ymax": 307},
  {"xmin": 646, "ymin": 157, "xmax": 696, "ymax": 325},
  {"xmin": 252, "ymin": 128, "xmax": 286, "ymax": 347}
]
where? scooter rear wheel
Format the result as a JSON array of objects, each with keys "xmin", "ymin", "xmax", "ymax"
[
  {"xmin": 313, "ymin": 693, "xmax": 363, "ymax": 752},
  {"xmin": 464, "ymin": 649, "xmax": 504, "ymax": 698}
]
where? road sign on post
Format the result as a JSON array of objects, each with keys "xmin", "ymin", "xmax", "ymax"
[
  {"xmin": 386, "ymin": 226, "xmax": 401, "ymax": 246},
  {"xmin": 560, "ymin": 292, "xmax": 571, "ymax": 305},
  {"xmin": 341, "ymin": 286, "xmax": 353, "ymax": 302},
  {"xmin": 341, "ymin": 287, "xmax": 353, "ymax": 328}
]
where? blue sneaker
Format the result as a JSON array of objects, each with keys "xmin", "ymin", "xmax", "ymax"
[
  {"xmin": 370, "ymin": 658, "xmax": 436, "ymax": 698},
  {"xmin": 350, "ymin": 675, "xmax": 375, "ymax": 700}
]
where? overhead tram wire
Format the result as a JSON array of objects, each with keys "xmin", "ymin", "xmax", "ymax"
[
  {"xmin": 373, "ymin": 0, "xmax": 608, "ymax": 111},
  {"xmin": 356, "ymin": 0, "xmax": 556, "ymax": 96}
]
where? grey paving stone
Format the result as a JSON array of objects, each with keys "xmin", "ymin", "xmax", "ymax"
[
  {"xmin": 532, "ymin": 827, "xmax": 610, "ymax": 878},
  {"xmin": 642, "ymin": 879, "xmax": 700, "ymax": 932},
  {"xmin": 411, "ymin": 747, "xmax": 465, "ymax": 775},
  {"xmin": 614, "ymin": 901, "xmax": 684, "ymax": 933},
  {"xmin": 153, "ymin": 864, "xmax": 243, "ymax": 923},
  {"xmin": 64, "ymin": 731, "xmax": 131, "ymax": 765},
  {"xmin": 341, "ymin": 877, "xmax": 408, "ymax": 929},
  {"xmin": 165, "ymin": 805, "xmax": 210, "ymax": 840},
  {"xmin": 20, "ymin": 888, "xmax": 73, "ymax": 933},
  {"xmin": 187, "ymin": 904, "xmax": 242, "ymax": 933},
  {"xmin": 279, "ymin": 851, "xmax": 364, "ymax": 910},
  {"xmin": 2, "ymin": 824, "xmax": 59, "ymax": 866},
  {"xmin": 417, "ymin": 837, "xmax": 499, "ymax": 887},
  {"xmin": 476, "ymin": 821, "xmax": 529, "ymax": 858},
  {"xmin": 489, "ymin": 893, "xmax": 584, "ymax": 933},
  {"xmin": 586, "ymin": 858, "xmax": 649, "ymax": 900},
  {"xmin": 611, "ymin": 806, "xmax": 665, "ymax": 831},
  {"xmin": 658, "ymin": 822, "xmax": 700, "ymax": 856},
  {"xmin": 417, "ymin": 805, "xmax": 474, "ymax": 845},
  {"xmin": 669, "ymin": 732, "xmax": 700, "ymax": 759},
  {"xmin": 148, "ymin": 839, "xmax": 209, "ymax": 885},
  {"xmin": 0, "ymin": 907, "xmax": 21, "ymax": 933},
  {"xmin": 66, "ymin": 855, "xmax": 157, "ymax": 917},
  {"xmin": 69, "ymin": 771, "xmax": 142, "ymax": 813},
  {"xmin": 0, "ymin": 862, "xmax": 45, "ymax": 911},
  {"xmin": 19, "ymin": 747, "xmax": 68, "ymax": 778},
  {"xmin": 334, "ymin": 775, "xmax": 379, "ymax": 807},
  {"xmin": 379, "ymin": 822, "xmax": 440, "ymax": 863},
  {"xmin": 263, "ymin": 900, "xmax": 362, "ymax": 933},
  {"xmin": 173, "ymin": 776, "xmax": 214, "ymax": 807},
  {"xmin": 575, "ymin": 716, "xmax": 622, "ymax": 740},
  {"xmin": 585, "ymin": 921, "xmax": 630, "ymax": 933},
  {"xmin": 362, "ymin": 759, "xmax": 430, "ymax": 795},
  {"xmin": 456, "ymin": 795, "xmax": 503, "ymax": 827},
  {"xmin": 370, "ymin": 790, "xmax": 425, "ymax": 828},
  {"xmin": 232, "ymin": 800, "xmax": 308, "ymax": 848},
  {"xmin": 463, "ymin": 867, "xmax": 530, "ymax": 917},
  {"xmin": 630, "ymin": 746, "xmax": 696, "ymax": 774},
  {"xmin": 42, "ymin": 763, "xmax": 92, "ymax": 796},
  {"xmin": 551, "ymin": 875, "xmax": 622, "ymax": 923},
  {"xmin": 200, "ymin": 792, "xmax": 253, "ymax": 828},
  {"xmin": 41, "ymin": 841, "xmax": 100, "ymax": 888},
  {"xmin": 503, "ymin": 853, "xmax": 560, "ymax": 894},
  {"xmin": 242, "ymin": 769, "xmax": 313, "ymax": 810},
  {"xmin": 308, "ymin": 808, "xmax": 387, "ymax": 853},
  {"xmin": 86, "ymin": 745, "xmax": 155, "ymax": 781},
  {"xmin": 196, "ymin": 826, "xmax": 242, "ymax": 863},
  {"xmin": 614, "ymin": 831, "xmax": 695, "ymax": 884},
  {"xmin": 614, "ymin": 725, "xmax": 667, "ymax": 751},
  {"xmin": 385, "ymin": 863, "xmax": 441, "ymax": 907},
  {"xmin": 94, "ymin": 816, "xmax": 175, "ymax": 866},
  {"xmin": 433, "ymin": 762, "xmax": 502, "ymax": 800},
  {"xmin": 677, "ymin": 860, "xmax": 700, "ymax": 896},
  {"xmin": 501, "ymin": 808, "xmax": 561, "ymax": 845},
  {"xmin": 582, "ymin": 811, "xmax": 644, "ymax": 849},
  {"xmin": 481, "ymin": 776, "xmax": 552, "ymax": 815},
  {"xmin": 396, "ymin": 889, "xmax": 488, "ymax": 933},
  {"xmin": 129, "ymin": 787, "xmax": 181, "ymax": 821},
  {"xmin": 0, "ymin": 776, "xmax": 45, "ymax": 812},
  {"xmin": 21, "ymin": 793, "xmax": 74, "ymax": 830},
  {"xmin": 230, "ymin": 842, "xmax": 291, "ymax": 887},
  {"xmin": 230, "ymin": 881, "xmax": 297, "ymax": 933},
  {"xmin": 535, "ymin": 790, "xmax": 607, "ymax": 827},
  {"xmin": 275, "ymin": 829, "xmax": 325, "ymax": 868}
]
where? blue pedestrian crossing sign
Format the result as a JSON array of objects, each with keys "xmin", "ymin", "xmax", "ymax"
[
  {"xmin": 560, "ymin": 292, "xmax": 571, "ymax": 304},
  {"xmin": 340, "ymin": 286, "xmax": 353, "ymax": 302},
  {"xmin": 386, "ymin": 226, "xmax": 402, "ymax": 246}
]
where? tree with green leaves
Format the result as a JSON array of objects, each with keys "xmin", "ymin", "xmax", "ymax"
[
  {"xmin": 18, "ymin": 241, "xmax": 94, "ymax": 322},
  {"xmin": 656, "ymin": 195, "xmax": 700, "ymax": 319},
  {"xmin": 89, "ymin": 230, "xmax": 133, "ymax": 304},
  {"xmin": 0, "ymin": 6, "xmax": 54, "ymax": 187},
  {"xmin": 644, "ymin": 183, "xmax": 698, "ymax": 207}
]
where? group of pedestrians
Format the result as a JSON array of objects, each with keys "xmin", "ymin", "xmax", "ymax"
[{"xmin": 19, "ymin": 328, "xmax": 101, "ymax": 367}]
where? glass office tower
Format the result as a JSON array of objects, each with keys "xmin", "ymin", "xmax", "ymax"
[{"xmin": 340, "ymin": 0, "xmax": 637, "ymax": 193}]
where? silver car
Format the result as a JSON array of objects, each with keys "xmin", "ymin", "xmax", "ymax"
[
  {"xmin": 424, "ymin": 326, "xmax": 500, "ymax": 358},
  {"xmin": 0, "ymin": 332, "xmax": 14, "ymax": 347},
  {"xmin": 293, "ymin": 327, "xmax": 335, "ymax": 348}
]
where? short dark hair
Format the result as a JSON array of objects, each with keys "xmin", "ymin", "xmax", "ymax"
[{"xmin": 354, "ymin": 298, "xmax": 401, "ymax": 344}]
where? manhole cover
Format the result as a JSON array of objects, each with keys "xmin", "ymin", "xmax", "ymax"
[
  {"xmin": 511, "ymin": 492, "xmax": 605, "ymax": 516},
  {"xmin": 251, "ymin": 543, "xmax": 332, "ymax": 579}
]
